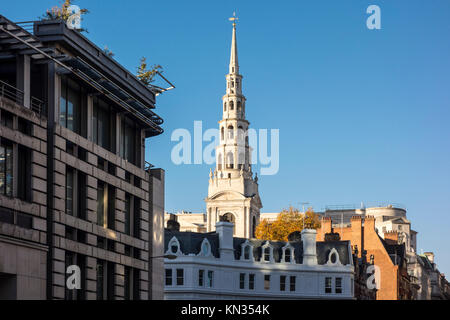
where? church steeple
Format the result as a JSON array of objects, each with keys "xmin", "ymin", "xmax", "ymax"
[
  {"xmin": 229, "ymin": 12, "xmax": 239, "ymax": 75},
  {"xmin": 205, "ymin": 14, "xmax": 262, "ymax": 239}
]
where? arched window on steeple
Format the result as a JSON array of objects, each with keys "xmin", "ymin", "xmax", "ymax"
[
  {"xmin": 226, "ymin": 152, "xmax": 234, "ymax": 169},
  {"xmin": 238, "ymin": 153, "xmax": 244, "ymax": 170},
  {"xmin": 221, "ymin": 127, "xmax": 224, "ymax": 141},
  {"xmin": 224, "ymin": 102, "xmax": 227, "ymax": 112},
  {"xmin": 237, "ymin": 126, "xmax": 244, "ymax": 144},
  {"xmin": 237, "ymin": 101, "xmax": 241, "ymax": 114},
  {"xmin": 217, "ymin": 153, "xmax": 223, "ymax": 170},
  {"xmin": 229, "ymin": 101, "xmax": 234, "ymax": 111},
  {"xmin": 228, "ymin": 125, "xmax": 234, "ymax": 140}
]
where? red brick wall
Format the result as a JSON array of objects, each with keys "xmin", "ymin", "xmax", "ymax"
[{"xmin": 318, "ymin": 216, "xmax": 400, "ymax": 300}]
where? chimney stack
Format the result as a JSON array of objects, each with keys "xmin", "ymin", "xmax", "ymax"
[
  {"xmin": 301, "ymin": 228, "xmax": 317, "ymax": 266},
  {"xmin": 424, "ymin": 252, "xmax": 435, "ymax": 264},
  {"xmin": 216, "ymin": 221, "xmax": 234, "ymax": 261}
]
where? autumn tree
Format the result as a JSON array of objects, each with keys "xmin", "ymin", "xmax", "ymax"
[
  {"xmin": 254, "ymin": 206, "xmax": 321, "ymax": 242},
  {"xmin": 136, "ymin": 57, "xmax": 163, "ymax": 85}
]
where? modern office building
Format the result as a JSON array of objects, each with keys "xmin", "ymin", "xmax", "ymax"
[{"xmin": 0, "ymin": 15, "xmax": 165, "ymax": 299}]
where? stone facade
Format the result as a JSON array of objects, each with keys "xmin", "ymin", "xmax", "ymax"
[
  {"xmin": 164, "ymin": 224, "xmax": 355, "ymax": 299},
  {"xmin": 0, "ymin": 90, "xmax": 49, "ymax": 299},
  {"xmin": 0, "ymin": 16, "xmax": 165, "ymax": 299}
]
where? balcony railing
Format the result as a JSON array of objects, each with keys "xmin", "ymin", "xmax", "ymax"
[
  {"xmin": 324, "ymin": 202, "xmax": 406, "ymax": 211},
  {"xmin": 0, "ymin": 79, "xmax": 45, "ymax": 116}
]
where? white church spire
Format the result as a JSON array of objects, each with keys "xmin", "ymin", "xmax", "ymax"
[
  {"xmin": 205, "ymin": 14, "xmax": 262, "ymax": 239},
  {"xmin": 229, "ymin": 12, "xmax": 239, "ymax": 75}
]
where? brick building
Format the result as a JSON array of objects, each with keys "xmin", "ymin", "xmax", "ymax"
[
  {"xmin": 317, "ymin": 216, "xmax": 415, "ymax": 300},
  {"xmin": 0, "ymin": 15, "xmax": 165, "ymax": 299}
]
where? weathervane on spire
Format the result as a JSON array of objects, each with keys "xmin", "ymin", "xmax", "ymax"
[{"xmin": 229, "ymin": 11, "xmax": 238, "ymax": 27}]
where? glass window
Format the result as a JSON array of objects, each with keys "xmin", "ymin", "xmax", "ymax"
[
  {"xmin": 165, "ymin": 269, "xmax": 172, "ymax": 286},
  {"xmin": 1, "ymin": 110, "xmax": 14, "ymax": 129},
  {"xmin": 93, "ymin": 97, "xmax": 116, "ymax": 152},
  {"xmin": 335, "ymin": 277, "xmax": 342, "ymax": 294},
  {"xmin": 280, "ymin": 275, "xmax": 286, "ymax": 292},
  {"xmin": 124, "ymin": 193, "xmax": 131, "ymax": 235},
  {"xmin": 325, "ymin": 277, "xmax": 332, "ymax": 293},
  {"xmin": 124, "ymin": 267, "xmax": 131, "ymax": 300},
  {"xmin": 207, "ymin": 271, "xmax": 213, "ymax": 288},
  {"xmin": 264, "ymin": 275, "xmax": 270, "ymax": 290},
  {"xmin": 0, "ymin": 140, "xmax": 13, "ymax": 197},
  {"xmin": 249, "ymin": 274, "xmax": 255, "ymax": 290},
  {"xmin": 176, "ymin": 269, "xmax": 184, "ymax": 286},
  {"xmin": 202, "ymin": 241, "xmax": 209, "ymax": 255},
  {"xmin": 66, "ymin": 167, "xmax": 74, "ymax": 216},
  {"xmin": 198, "ymin": 269, "xmax": 204, "ymax": 287},
  {"xmin": 290, "ymin": 276, "xmax": 296, "ymax": 292},
  {"xmin": 244, "ymin": 245, "xmax": 250, "ymax": 260},
  {"xmin": 97, "ymin": 181, "xmax": 105, "ymax": 226},
  {"xmin": 107, "ymin": 185, "xmax": 115, "ymax": 230},
  {"xmin": 17, "ymin": 146, "xmax": 32, "ymax": 202},
  {"xmin": 239, "ymin": 273, "xmax": 245, "ymax": 289},
  {"xmin": 133, "ymin": 198, "xmax": 141, "ymax": 238},
  {"xmin": 285, "ymin": 248, "xmax": 291, "ymax": 263},
  {"xmin": 60, "ymin": 77, "xmax": 85, "ymax": 135},
  {"xmin": 264, "ymin": 247, "xmax": 271, "ymax": 262},
  {"xmin": 121, "ymin": 117, "xmax": 138, "ymax": 165},
  {"xmin": 106, "ymin": 261, "xmax": 115, "ymax": 300},
  {"xmin": 96, "ymin": 260, "xmax": 105, "ymax": 300},
  {"xmin": 76, "ymin": 171, "xmax": 86, "ymax": 220}
]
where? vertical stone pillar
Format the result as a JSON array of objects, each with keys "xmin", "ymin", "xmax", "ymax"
[{"xmin": 16, "ymin": 54, "xmax": 30, "ymax": 108}]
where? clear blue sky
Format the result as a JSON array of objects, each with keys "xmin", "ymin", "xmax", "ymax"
[{"xmin": 3, "ymin": 0, "xmax": 450, "ymax": 275}]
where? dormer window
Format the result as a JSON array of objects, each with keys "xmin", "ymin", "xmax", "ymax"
[
  {"xmin": 261, "ymin": 241, "xmax": 273, "ymax": 263},
  {"xmin": 282, "ymin": 244, "xmax": 295, "ymax": 264},
  {"xmin": 167, "ymin": 236, "xmax": 181, "ymax": 256},
  {"xmin": 285, "ymin": 249, "xmax": 291, "ymax": 263},
  {"xmin": 264, "ymin": 248, "xmax": 271, "ymax": 261},
  {"xmin": 240, "ymin": 240, "xmax": 253, "ymax": 261},
  {"xmin": 244, "ymin": 246, "xmax": 250, "ymax": 260},
  {"xmin": 202, "ymin": 242, "xmax": 209, "ymax": 255},
  {"xmin": 198, "ymin": 238, "xmax": 212, "ymax": 257},
  {"xmin": 326, "ymin": 248, "xmax": 342, "ymax": 266}
]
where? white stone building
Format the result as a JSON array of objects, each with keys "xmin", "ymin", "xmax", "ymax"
[{"xmin": 164, "ymin": 222, "xmax": 355, "ymax": 299}]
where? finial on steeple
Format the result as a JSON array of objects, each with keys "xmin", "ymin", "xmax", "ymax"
[
  {"xmin": 229, "ymin": 11, "xmax": 238, "ymax": 27},
  {"xmin": 228, "ymin": 12, "xmax": 239, "ymax": 75}
]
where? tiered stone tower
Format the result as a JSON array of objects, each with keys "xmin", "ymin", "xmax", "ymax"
[{"xmin": 205, "ymin": 15, "xmax": 262, "ymax": 238}]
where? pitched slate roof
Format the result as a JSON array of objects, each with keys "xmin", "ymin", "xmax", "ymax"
[
  {"xmin": 164, "ymin": 229, "xmax": 220, "ymax": 257},
  {"xmin": 165, "ymin": 229, "xmax": 351, "ymax": 265}
]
